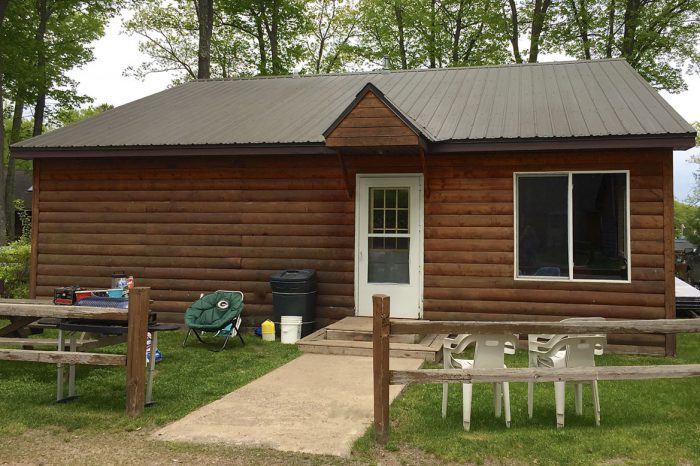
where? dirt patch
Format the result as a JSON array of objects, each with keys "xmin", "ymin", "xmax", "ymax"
[{"xmin": 0, "ymin": 429, "xmax": 477, "ymax": 466}]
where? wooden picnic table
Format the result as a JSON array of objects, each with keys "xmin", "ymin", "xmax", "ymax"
[{"xmin": 0, "ymin": 288, "xmax": 152, "ymax": 416}]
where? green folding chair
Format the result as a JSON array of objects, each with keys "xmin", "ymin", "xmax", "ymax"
[{"xmin": 182, "ymin": 290, "xmax": 245, "ymax": 351}]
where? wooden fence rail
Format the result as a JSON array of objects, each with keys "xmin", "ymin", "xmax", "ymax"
[
  {"xmin": 372, "ymin": 294, "xmax": 700, "ymax": 445},
  {"xmin": 0, "ymin": 287, "xmax": 150, "ymax": 416}
]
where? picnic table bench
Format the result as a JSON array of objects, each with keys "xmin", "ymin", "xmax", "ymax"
[{"xmin": 0, "ymin": 287, "xmax": 160, "ymax": 416}]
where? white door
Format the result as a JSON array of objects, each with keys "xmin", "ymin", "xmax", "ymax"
[{"xmin": 356, "ymin": 174, "xmax": 423, "ymax": 319}]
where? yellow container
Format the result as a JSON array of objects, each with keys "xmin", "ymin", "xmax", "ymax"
[{"xmin": 261, "ymin": 319, "xmax": 275, "ymax": 341}]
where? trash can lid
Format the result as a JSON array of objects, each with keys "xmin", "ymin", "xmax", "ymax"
[{"xmin": 270, "ymin": 269, "xmax": 317, "ymax": 283}]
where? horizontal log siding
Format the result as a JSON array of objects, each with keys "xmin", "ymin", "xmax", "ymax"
[
  {"xmin": 34, "ymin": 148, "xmax": 672, "ymax": 353},
  {"xmin": 35, "ymin": 155, "xmax": 355, "ymax": 328}
]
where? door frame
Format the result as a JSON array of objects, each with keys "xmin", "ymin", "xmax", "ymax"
[{"xmin": 354, "ymin": 173, "xmax": 424, "ymax": 318}]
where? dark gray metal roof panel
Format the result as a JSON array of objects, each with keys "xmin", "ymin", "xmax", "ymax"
[{"xmin": 13, "ymin": 59, "xmax": 697, "ymax": 149}]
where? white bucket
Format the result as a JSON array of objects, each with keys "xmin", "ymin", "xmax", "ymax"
[{"xmin": 280, "ymin": 316, "xmax": 303, "ymax": 344}]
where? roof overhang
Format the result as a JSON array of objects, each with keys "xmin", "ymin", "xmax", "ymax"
[{"xmin": 12, "ymin": 134, "xmax": 695, "ymax": 160}]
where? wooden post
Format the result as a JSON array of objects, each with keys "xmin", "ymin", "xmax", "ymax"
[
  {"xmin": 373, "ymin": 294, "xmax": 391, "ymax": 445},
  {"xmin": 126, "ymin": 287, "xmax": 149, "ymax": 416}
]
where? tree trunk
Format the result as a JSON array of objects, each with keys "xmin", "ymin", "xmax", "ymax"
[
  {"xmin": 569, "ymin": 0, "xmax": 591, "ymax": 59},
  {"xmin": 507, "ymin": 0, "xmax": 523, "ymax": 63},
  {"xmin": 5, "ymin": 97, "xmax": 24, "ymax": 240},
  {"xmin": 254, "ymin": 13, "xmax": 268, "ymax": 75},
  {"xmin": 194, "ymin": 0, "xmax": 213, "ymax": 79},
  {"xmin": 605, "ymin": 0, "xmax": 616, "ymax": 58},
  {"xmin": 528, "ymin": 0, "xmax": 552, "ymax": 63},
  {"xmin": 0, "ymin": 0, "xmax": 9, "ymax": 244},
  {"xmin": 0, "ymin": 0, "xmax": 9, "ymax": 25},
  {"xmin": 451, "ymin": 1, "xmax": 465, "ymax": 64},
  {"xmin": 269, "ymin": 0, "xmax": 281, "ymax": 74},
  {"xmin": 32, "ymin": 0, "xmax": 49, "ymax": 137},
  {"xmin": 0, "ymin": 71, "xmax": 7, "ymax": 246},
  {"xmin": 621, "ymin": 0, "xmax": 640, "ymax": 61},
  {"xmin": 394, "ymin": 1, "xmax": 407, "ymax": 69},
  {"xmin": 428, "ymin": 0, "xmax": 436, "ymax": 68}
]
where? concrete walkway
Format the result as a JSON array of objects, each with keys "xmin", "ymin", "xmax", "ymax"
[{"xmin": 154, "ymin": 353, "xmax": 422, "ymax": 457}]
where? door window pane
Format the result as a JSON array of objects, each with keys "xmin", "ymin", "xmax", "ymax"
[
  {"xmin": 517, "ymin": 176, "xmax": 569, "ymax": 277},
  {"xmin": 572, "ymin": 173, "xmax": 628, "ymax": 280},
  {"xmin": 368, "ymin": 238, "xmax": 410, "ymax": 284},
  {"xmin": 369, "ymin": 188, "xmax": 410, "ymax": 234}
]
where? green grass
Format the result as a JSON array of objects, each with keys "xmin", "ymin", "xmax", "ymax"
[
  {"xmin": 354, "ymin": 334, "xmax": 700, "ymax": 465},
  {"xmin": 0, "ymin": 330, "xmax": 299, "ymax": 435}
]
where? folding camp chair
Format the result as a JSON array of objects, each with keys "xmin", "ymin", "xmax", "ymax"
[{"xmin": 181, "ymin": 290, "xmax": 245, "ymax": 351}]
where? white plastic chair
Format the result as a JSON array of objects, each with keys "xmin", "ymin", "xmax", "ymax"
[
  {"xmin": 441, "ymin": 333, "xmax": 518, "ymax": 431},
  {"xmin": 527, "ymin": 318, "xmax": 606, "ymax": 428}
]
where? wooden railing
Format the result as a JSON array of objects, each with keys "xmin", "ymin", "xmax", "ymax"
[
  {"xmin": 372, "ymin": 294, "xmax": 700, "ymax": 444},
  {"xmin": 0, "ymin": 287, "xmax": 151, "ymax": 416}
]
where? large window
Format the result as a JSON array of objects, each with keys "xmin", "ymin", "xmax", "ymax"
[{"xmin": 515, "ymin": 172, "xmax": 629, "ymax": 282}]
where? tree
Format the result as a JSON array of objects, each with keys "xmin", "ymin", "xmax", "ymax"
[
  {"xmin": 50, "ymin": 103, "xmax": 113, "ymax": 129},
  {"xmin": 675, "ymin": 200, "xmax": 700, "ymax": 245},
  {"xmin": 543, "ymin": 0, "xmax": 700, "ymax": 92},
  {"xmin": 1, "ymin": 0, "xmax": 116, "ymax": 240},
  {"xmin": 357, "ymin": 0, "xmax": 425, "ymax": 69},
  {"xmin": 0, "ymin": 0, "xmax": 10, "ymax": 244},
  {"xmin": 124, "ymin": 0, "xmax": 256, "ymax": 81},
  {"xmin": 304, "ymin": 0, "xmax": 360, "ymax": 74},
  {"xmin": 686, "ymin": 122, "xmax": 700, "ymax": 206},
  {"xmin": 221, "ymin": 0, "xmax": 311, "ymax": 76}
]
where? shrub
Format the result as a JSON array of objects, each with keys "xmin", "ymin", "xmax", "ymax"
[{"xmin": 0, "ymin": 238, "xmax": 31, "ymax": 299}]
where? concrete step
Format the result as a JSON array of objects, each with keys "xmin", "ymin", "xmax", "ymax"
[
  {"xmin": 298, "ymin": 327, "xmax": 444, "ymax": 362},
  {"xmin": 325, "ymin": 328, "xmax": 421, "ymax": 344}
]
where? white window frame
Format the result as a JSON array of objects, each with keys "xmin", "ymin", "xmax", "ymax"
[{"xmin": 513, "ymin": 170, "xmax": 631, "ymax": 283}]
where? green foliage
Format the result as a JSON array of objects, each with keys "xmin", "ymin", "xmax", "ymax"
[
  {"xmin": 0, "ymin": 235, "xmax": 30, "ymax": 298},
  {"xmin": 124, "ymin": 0, "xmax": 258, "ymax": 80},
  {"xmin": 49, "ymin": 103, "xmax": 113, "ymax": 129},
  {"xmin": 693, "ymin": 121, "xmax": 700, "ymax": 147},
  {"xmin": 674, "ymin": 200, "xmax": 700, "ymax": 245}
]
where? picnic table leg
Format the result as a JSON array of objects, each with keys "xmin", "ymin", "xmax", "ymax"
[
  {"xmin": 126, "ymin": 287, "xmax": 150, "ymax": 416},
  {"xmin": 373, "ymin": 294, "xmax": 390, "ymax": 445},
  {"xmin": 145, "ymin": 331, "xmax": 157, "ymax": 406},
  {"xmin": 56, "ymin": 329, "xmax": 65, "ymax": 402},
  {"xmin": 68, "ymin": 333, "xmax": 77, "ymax": 399}
]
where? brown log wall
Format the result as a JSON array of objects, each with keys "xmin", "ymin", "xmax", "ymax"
[{"xmin": 33, "ymin": 148, "xmax": 673, "ymax": 353}]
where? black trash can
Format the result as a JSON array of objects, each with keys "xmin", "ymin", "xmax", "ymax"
[{"xmin": 270, "ymin": 269, "xmax": 317, "ymax": 338}]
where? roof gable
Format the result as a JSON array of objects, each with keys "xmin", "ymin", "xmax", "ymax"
[{"xmin": 324, "ymin": 83, "xmax": 425, "ymax": 147}]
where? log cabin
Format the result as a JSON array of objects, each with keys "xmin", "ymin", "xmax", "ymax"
[{"xmin": 12, "ymin": 59, "xmax": 697, "ymax": 355}]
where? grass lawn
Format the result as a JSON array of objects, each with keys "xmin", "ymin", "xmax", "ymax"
[
  {"xmin": 0, "ymin": 329, "xmax": 299, "ymax": 435},
  {"xmin": 354, "ymin": 333, "xmax": 700, "ymax": 466}
]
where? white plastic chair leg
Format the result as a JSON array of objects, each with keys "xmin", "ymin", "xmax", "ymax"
[
  {"xmin": 554, "ymin": 380, "xmax": 566, "ymax": 428},
  {"xmin": 503, "ymin": 382, "xmax": 511, "ymax": 428},
  {"xmin": 575, "ymin": 383, "xmax": 583, "ymax": 416},
  {"xmin": 442, "ymin": 383, "xmax": 448, "ymax": 418},
  {"xmin": 527, "ymin": 381, "xmax": 534, "ymax": 419},
  {"xmin": 493, "ymin": 383, "xmax": 502, "ymax": 418},
  {"xmin": 592, "ymin": 381, "xmax": 601, "ymax": 426},
  {"xmin": 463, "ymin": 383, "xmax": 473, "ymax": 431}
]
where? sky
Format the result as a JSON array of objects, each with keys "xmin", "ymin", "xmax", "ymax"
[{"xmin": 67, "ymin": 15, "xmax": 700, "ymax": 200}]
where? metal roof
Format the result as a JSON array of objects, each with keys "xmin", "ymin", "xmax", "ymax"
[{"xmin": 13, "ymin": 59, "xmax": 697, "ymax": 150}]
